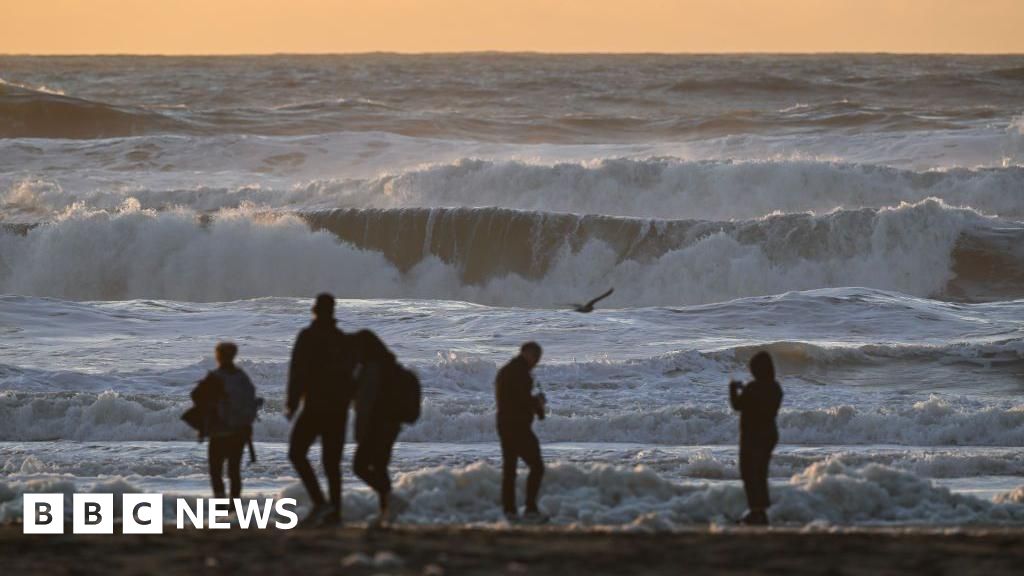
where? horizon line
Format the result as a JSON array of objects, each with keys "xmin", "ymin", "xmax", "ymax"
[{"xmin": 3, "ymin": 50, "xmax": 1024, "ymax": 58}]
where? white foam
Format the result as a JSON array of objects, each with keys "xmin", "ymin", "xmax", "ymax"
[
  {"xmin": 6, "ymin": 159, "xmax": 1024, "ymax": 221},
  {"xmin": 0, "ymin": 199, "xmax": 996, "ymax": 305},
  {"xmin": 3, "ymin": 460, "xmax": 1024, "ymax": 527},
  {"xmin": 320, "ymin": 158, "xmax": 1024, "ymax": 220},
  {"xmin": 3, "ymin": 389, "xmax": 1024, "ymax": 446}
]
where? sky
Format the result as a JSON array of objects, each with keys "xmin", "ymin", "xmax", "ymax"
[{"xmin": 2, "ymin": 0, "xmax": 1022, "ymax": 55}]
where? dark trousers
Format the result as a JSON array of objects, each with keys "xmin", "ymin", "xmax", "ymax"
[
  {"xmin": 739, "ymin": 437, "xmax": 777, "ymax": 510},
  {"xmin": 209, "ymin": 429, "xmax": 248, "ymax": 499},
  {"xmin": 353, "ymin": 419, "xmax": 401, "ymax": 510},
  {"xmin": 499, "ymin": 425, "xmax": 544, "ymax": 515},
  {"xmin": 288, "ymin": 410, "xmax": 347, "ymax": 511}
]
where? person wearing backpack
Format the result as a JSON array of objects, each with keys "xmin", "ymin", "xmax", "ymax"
[
  {"xmin": 495, "ymin": 341, "xmax": 547, "ymax": 524},
  {"xmin": 206, "ymin": 341, "xmax": 258, "ymax": 499},
  {"xmin": 352, "ymin": 329, "xmax": 419, "ymax": 526}
]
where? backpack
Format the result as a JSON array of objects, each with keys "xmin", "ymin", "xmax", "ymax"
[
  {"xmin": 182, "ymin": 372, "xmax": 226, "ymax": 439},
  {"xmin": 220, "ymin": 379, "xmax": 258, "ymax": 432},
  {"xmin": 393, "ymin": 365, "xmax": 421, "ymax": 424}
]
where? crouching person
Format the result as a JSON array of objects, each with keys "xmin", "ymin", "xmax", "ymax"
[{"xmin": 729, "ymin": 351, "xmax": 783, "ymax": 526}]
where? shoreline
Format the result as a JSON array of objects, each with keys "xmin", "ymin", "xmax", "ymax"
[{"xmin": 5, "ymin": 525, "xmax": 1024, "ymax": 575}]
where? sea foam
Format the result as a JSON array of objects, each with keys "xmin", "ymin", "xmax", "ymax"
[{"xmin": 2, "ymin": 199, "xmax": 1018, "ymax": 305}]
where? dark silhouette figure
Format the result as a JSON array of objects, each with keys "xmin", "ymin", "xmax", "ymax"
[
  {"xmin": 495, "ymin": 341, "xmax": 547, "ymax": 523},
  {"xmin": 352, "ymin": 330, "xmax": 407, "ymax": 526},
  {"xmin": 182, "ymin": 373, "xmax": 220, "ymax": 440},
  {"xmin": 204, "ymin": 342, "xmax": 258, "ymax": 499},
  {"xmin": 287, "ymin": 293, "xmax": 358, "ymax": 527},
  {"xmin": 572, "ymin": 287, "xmax": 614, "ymax": 313},
  {"xmin": 729, "ymin": 351, "xmax": 784, "ymax": 526}
]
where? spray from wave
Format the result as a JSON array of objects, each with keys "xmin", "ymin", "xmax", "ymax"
[
  {"xmin": 1, "ymin": 199, "xmax": 1018, "ymax": 304},
  {"xmin": 7, "ymin": 159, "xmax": 1024, "ymax": 221},
  {"xmin": 348, "ymin": 158, "xmax": 1024, "ymax": 220}
]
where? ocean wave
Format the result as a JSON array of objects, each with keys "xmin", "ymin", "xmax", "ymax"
[
  {"xmin": 6, "ymin": 196, "xmax": 1015, "ymax": 303},
  {"xmin": 1, "ymin": 199, "xmax": 1018, "ymax": 304},
  {"xmin": 8, "ymin": 159, "xmax": 1024, "ymax": 221},
  {"xmin": 0, "ymin": 82, "xmax": 965, "ymax": 141},
  {"xmin": 402, "ymin": 397, "xmax": 1024, "ymax": 447},
  {"xmin": 3, "ymin": 389, "xmax": 1023, "ymax": 446},
  {"xmin": 330, "ymin": 158, "xmax": 1024, "ymax": 220},
  {"xmin": 720, "ymin": 340, "xmax": 1024, "ymax": 371},
  {"xmin": 0, "ymin": 81, "xmax": 186, "ymax": 139},
  {"xmin": 6, "ymin": 442, "xmax": 1024, "ymax": 483},
  {"xmin": 4, "ymin": 52, "xmax": 1023, "ymax": 144},
  {"xmin": 2, "ymin": 459, "xmax": 1023, "ymax": 526}
]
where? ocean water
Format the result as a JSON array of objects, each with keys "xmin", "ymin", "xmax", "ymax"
[{"xmin": 1, "ymin": 54, "xmax": 1023, "ymax": 527}]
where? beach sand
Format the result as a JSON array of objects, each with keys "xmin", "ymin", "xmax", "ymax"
[{"xmin": 5, "ymin": 525, "xmax": 1024, "ymax": 575}]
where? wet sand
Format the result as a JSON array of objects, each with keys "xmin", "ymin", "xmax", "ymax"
[{"xmin": 4, "ymin": 525, "xmax": 1024, "ymax": 575}]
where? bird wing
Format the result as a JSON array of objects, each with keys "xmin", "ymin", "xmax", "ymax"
[{"xmin": 585, "ymin": 288, "xmax": 614, "ymax": 308}]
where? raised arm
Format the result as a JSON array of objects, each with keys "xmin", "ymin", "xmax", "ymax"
[
  {"xmin": 728, "ymin": 381, "xmax": 744, "ymax": 411},
  {"xmin": 514, "ymin": 369, "xmax": 536, "ymax": 418},
  {"xmin": 497, "ymin": 361, "xmax": 536, "ymax": 423}
]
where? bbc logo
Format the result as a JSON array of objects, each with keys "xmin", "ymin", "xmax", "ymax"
[{"xmin": 23, "ymin": 494, "xmax": 164, "ymax": 535}]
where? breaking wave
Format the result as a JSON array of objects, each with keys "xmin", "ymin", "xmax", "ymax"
[
  {"xmin": 3, "ymin": 389, "xmax": 1024, "ymax": 446},
  {"xmin": 7, "ymin": 159, "xmax": 1024, "ymax": 221},
  {"xmin": 1, "ymin": 199, "xmax": 1020, "ymax": 304},
  {"xmin": 3, "ymin": 459, "xmax": 1024, "ymax": 526},
  {"xmin": 340, "ymin": 158, "xmax": 1024, "ymax": 220}
]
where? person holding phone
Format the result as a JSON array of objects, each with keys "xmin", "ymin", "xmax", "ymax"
[
  {"xmin": 495, "ymin": 341, "xmax": 547, "ymax": 523},
  {"xmin": 729, "ymin": 351, "xmax": 784, "ymax": 526}
]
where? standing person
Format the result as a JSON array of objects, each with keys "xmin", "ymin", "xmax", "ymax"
[
  {"xmin": 352, "ymin": 329, "xmax": 411, "ymax": 527},
  {"xmin": 205, "ymin": 341, "xmax": 258, "ymax": 500},
  {"xmin": 287, "ymin": 293, "xmax": 358, "ymax": 527},
  {"xmin": 495, "ymin": 341, "xmax": 547, "ymax": 523},
  {"xmin": 729, "ymin": 351, "xmax": 784, "ymax": 526}
]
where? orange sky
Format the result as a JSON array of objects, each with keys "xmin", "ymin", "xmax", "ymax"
[{"xmin": 2, "ymin": 0, "xmax": 1022, "ymax": 54}]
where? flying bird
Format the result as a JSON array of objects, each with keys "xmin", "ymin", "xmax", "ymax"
[{"xmin": 572, "ymin": 288, "xmax": 614, "ymax": 313}]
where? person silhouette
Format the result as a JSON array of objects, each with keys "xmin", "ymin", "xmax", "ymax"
[
  {"xmin": 729, "ymin": 351, "xmax": 784, "ymax": 526},
  {"xmin": 352, "ymin": 329, "xmax": 408, "ymax": 527},
  {"xmin": 204, "ymin": 341, "xmax": 258, "ymax": 500},
  {"xmin": 286, "ymin": 293, "xmax": 358, "ymax": 527},
  {"xmin": 495, "ymin": 341, "xmax": 548, "ymax": 523}
]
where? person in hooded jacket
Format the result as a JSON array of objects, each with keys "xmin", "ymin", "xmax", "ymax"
[{"xmin": 729, "ymin": 351, "xmax": 784, "ymax": 526}]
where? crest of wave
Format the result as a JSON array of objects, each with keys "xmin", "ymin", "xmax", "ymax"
[{"xmin": 0, "ymin": 198, "xmax": 994, "ymax": 305}]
